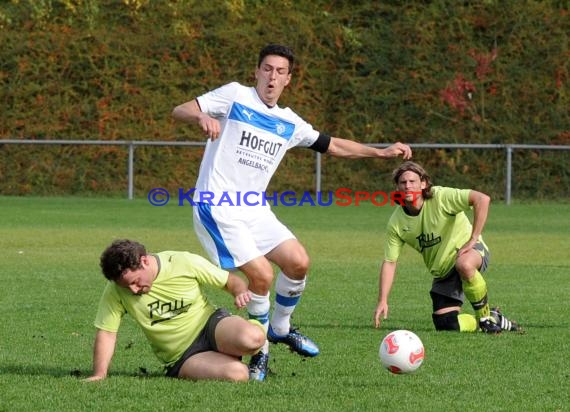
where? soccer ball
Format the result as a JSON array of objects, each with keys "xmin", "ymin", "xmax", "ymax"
[{"xmin": 379, "ymin": 330, "xmax": 425, "ymax": 374}]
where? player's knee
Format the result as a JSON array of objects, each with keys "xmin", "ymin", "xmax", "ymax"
[
  {"xmin": 258, "ymin": 272, "xmax": 274, "ymax": 292},
  {"xmin": 432, "ymin": 311, "xmax": 460, "ymax": 331},
  {"xmin": 286, "ymin": 249, "xmax": 310, "ymax": 277},
  {"xmin": 245, "ymin": 321, "xmax": 266, "ymax": 353},
  {"xmin": 248, "ymin": 272, "xmax": 274, "ymax": 294},
  {"xmin": 454, "ymin": 261, "xmax": 471, "ymax": 278},
  {"xmin": 455, "ymin": 253, "xmax": 481, "ymax": 279},
  {"xmin": 293, "ymin": 254, "xmax": 310, "ymax": 276}
]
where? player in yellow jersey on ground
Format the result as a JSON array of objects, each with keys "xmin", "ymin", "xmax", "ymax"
[{"xmin": 85, "ymin": 239, "xmax": 265, "ymax": 382}]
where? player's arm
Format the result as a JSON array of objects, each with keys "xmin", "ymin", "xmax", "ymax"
[
  {"xmin": 374, "ymin": 260, "xmax": 398, "ymax": 328},
  {"xmin": 171, "ymin": 99, "xmax": 221, "ymax": 140},
  {"xmin": 84, "ymin": 329, "xmax": 117, "ymax": 382},
  {"xmin": 326, "ymin": 137, "xmax": 412, "ymax": 160},
  {"xmin": 457, "ymin": 190, "xmax": 491, "ymax": 256},
  {"xmin": 224, "ymin": 272, "xmax": 252, "ymax": 310}
]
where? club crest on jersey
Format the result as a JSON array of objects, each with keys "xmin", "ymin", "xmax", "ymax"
[
  {"xmin": 276, "ymin": 122, "xmax": 287, "ymax": 136},
  {"xmin": 229, "ymin": 102, "xmax": 295, "ymax": 141}
]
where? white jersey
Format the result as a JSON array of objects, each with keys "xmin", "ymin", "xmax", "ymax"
[{"xmin": 194, "ymin": 82, "xmax": 320, "ymax": 203}]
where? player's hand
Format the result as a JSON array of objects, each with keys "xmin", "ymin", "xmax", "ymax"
[
  {"xmin": 457, "ymin": 239, "xmax": 477, "ymax": 257},
  {"xmin": 382, "ymin": 142, "xmax": 412, "ymax": 160},
  {"xmin": 374, "ymin": 303, "xmax": 389, "ymax": 328},
  {"xmin": 234, "ymin": 290, "xmax": 252, "ymax": 309},
  {"xmin": 197, "ymin": 113, "xmax": 221, "ymax": 140}
]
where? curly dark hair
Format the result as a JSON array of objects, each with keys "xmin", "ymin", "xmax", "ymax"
[
  {"xmin": 258, "ymin": 44, "xmax": 295, "ymax": 74},
  {"xmin": 392, "ymin": 161, "xmax": 434, "ymax": 200},
  {"xmin": 99, "ymin": 239, "xmax": 146, "ymax": 281}
]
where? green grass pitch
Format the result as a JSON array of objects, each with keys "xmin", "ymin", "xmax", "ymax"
[{"xmin": 1, "ymin": 196, "xmax": 569, "ymax": 411}]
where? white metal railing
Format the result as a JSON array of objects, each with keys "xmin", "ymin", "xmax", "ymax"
[{"xmin": 2, "ymin": 139, "xmax": 570, "ymax": 204}]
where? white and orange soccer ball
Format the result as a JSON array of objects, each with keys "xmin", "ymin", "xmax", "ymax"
[{"xmin": 379, "ymin": 330, "xmax": 425, "ymax": 374}]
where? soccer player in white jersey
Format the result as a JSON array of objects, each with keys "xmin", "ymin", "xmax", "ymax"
[
  {"xmin": 172, "ymin": 44, "xmax": 412, "ymax": 381},
  {"xmin": 374, "ymin": 161, "xmax": 522, "ymax": 334},
  {"xmin": 85, "ymin": 239, "xmax": 265, "ymax": 382}
]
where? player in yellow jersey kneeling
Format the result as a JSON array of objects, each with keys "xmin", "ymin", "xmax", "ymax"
[{"xmin": 374, "ymin": 161, "xmax": 522, "ymax": 334}]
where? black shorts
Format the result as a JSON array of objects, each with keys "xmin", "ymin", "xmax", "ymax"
[
  {"xmin": 165, "ymin": 308, "xmax": 231, "ymax": 378},
  {"xmin": 430, "ymin": 241, "xmax": 490, "ymax": 312}
]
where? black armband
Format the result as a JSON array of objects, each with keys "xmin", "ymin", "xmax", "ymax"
[{"xmin": 308, "ymin": 133, "xmax": 331, "ymax": 153}]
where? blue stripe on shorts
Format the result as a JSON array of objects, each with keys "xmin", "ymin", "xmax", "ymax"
[{"xmin": 196, "ymin": 202, "xmax": 236, "ymax": 270}]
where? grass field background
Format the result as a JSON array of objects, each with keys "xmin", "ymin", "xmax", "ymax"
[{"xmin": 1, "ymin": 196, "xmax": 569, "ymax": 411}]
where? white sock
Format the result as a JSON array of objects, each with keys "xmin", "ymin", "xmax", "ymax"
[
  {"xmin": 271, "ymin": 272, "xmax": 305, "ymax": 336},
  {"xmin": 247, "ymin": 291, "xmax": 270, "ymax": 333}
]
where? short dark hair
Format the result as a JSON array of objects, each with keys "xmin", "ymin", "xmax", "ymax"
[
  {"xmin": 99, "ymin": 239, "xmax": 146, "ymax": 281},
  {"xmin": 392, "ymin": 161, "xmax": 434, "ymax": 199},
  {"xmin": 258, "ymin": 44, "xmax": 295, "ymax": 73}
]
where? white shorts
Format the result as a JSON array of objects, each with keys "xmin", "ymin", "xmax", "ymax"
[{"xmin": 193, "ymin": 203, "xmax": 295, "ymax": 270}]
